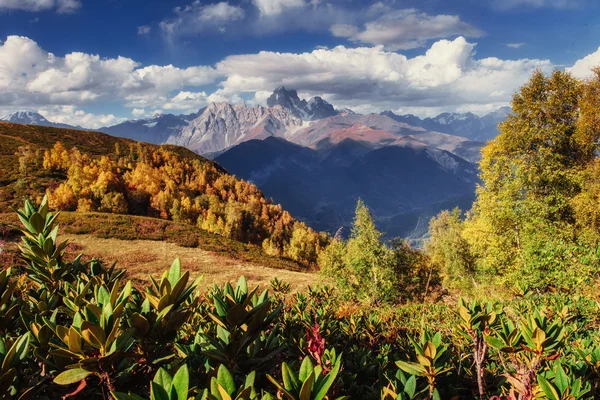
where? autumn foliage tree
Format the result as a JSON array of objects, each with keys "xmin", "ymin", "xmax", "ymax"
[
  {"xmin": 43, "ymin": 142, "xmax": 325, "ymax": 266},
  {"xmin": 429, "ymin": 68, "xmax": 600, "ymax": 292}
]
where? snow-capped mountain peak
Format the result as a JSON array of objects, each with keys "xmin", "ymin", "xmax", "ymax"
[
  {"xmin": 1, "ymin": 110, "xmax": 79, "ymax": 130},
  {"xmin": 2, "ymin": 111, "xmax": 51, "ymax": 125}
]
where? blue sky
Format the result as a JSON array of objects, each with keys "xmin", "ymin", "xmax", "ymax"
[{"xmin": 0, "ymin": 0, "xmax": 599, "ymax": 127}]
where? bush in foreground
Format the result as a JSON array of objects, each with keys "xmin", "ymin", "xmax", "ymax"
[{"xmin": 2, "ymin": 197, "xmax": 600, "ymax": 399}]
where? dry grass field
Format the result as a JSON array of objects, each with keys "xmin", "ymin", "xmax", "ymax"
[
  {"xmin": 0, "ymin": 211, "xmax": 323, "ymax": 291},
  {"xmin": 59, "ymin": 234, "xmax": 321, "ymax": 290}
]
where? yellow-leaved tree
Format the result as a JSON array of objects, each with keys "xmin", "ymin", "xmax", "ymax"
[{"xmin": 430, "ymin": 68, "xmax": 600, "ymax": 292}]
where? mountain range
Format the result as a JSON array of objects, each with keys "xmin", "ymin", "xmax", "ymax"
[
  {"xmin": 2, "ymin": 89, "xmax": 508, "ymax": 159},
  {"xmin": 2, "ymin": 88, "xmax": 510, "ymax": 240},
  {"xmin": 100, "ymin": 112, "xmax": 197, "ymax": 144},
  {"xmin": 380, "ymin": 107, "xmax": 511, "ymax": 142}
]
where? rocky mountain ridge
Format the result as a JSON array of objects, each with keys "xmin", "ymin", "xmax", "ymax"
[
  {"xmin": 380, "ymin": 107, "xmax": 511, "ymax": 142},
  {"xmin": 165, "ymin": 102, "xmax": 305, "ymax": 155},
  {"xmin": 266, "ymin": 86, "xmax": 338, "ymax": 121}
]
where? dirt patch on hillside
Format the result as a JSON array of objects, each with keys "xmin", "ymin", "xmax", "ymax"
[{"xmin": 61, "ymin": 234, "xmax": 321, "ymax": 291}]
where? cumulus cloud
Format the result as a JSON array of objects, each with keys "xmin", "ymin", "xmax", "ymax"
[
  {"xmin": 0, "ymin": 0, "xmax": 81, "ymax": 13},
  {"xmin": 216, "ymin": 36, "xmax": 553, "ymax": 113},
  {"xmin": 0, "ymin": 35, "xmax": 219, "ymax": 111},
  {"xmin": 163, "ymin": 91, "xmax": 209, "ymax": 113},
  {"xmin": 160, "ymin": 1, "xmax": 245, "ymax": 37},
  {"xmin": 331, "ymin": 8, "xmax": 483, "ymax": 50},
  {"xmin": 132, "ymin": 108, "xmax": 147, "ymax": 118},
  {"xmin": 253, "ymin": 0, "xmax": 306, "ymax": 16},
  {"xmin": 200, "ymin": 2, "xmax": 245, "ymax": 20},
  {"xmin": 566, "ymin": 46, "xmax": 600, "ymax": 78}
]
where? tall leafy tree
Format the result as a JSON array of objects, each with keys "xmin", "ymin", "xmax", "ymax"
[
  {"xmin": 462, "ymin": 69, "xmax": 600, "ymax": 289},
  {"xmin": 427, "ymin": 209, "xmax": 474, "ymax": 292},
  {"xmin": 320, "ymin": 199, "xmax": 397, "ymax": 304}
]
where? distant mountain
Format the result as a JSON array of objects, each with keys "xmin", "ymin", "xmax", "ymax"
[
  {"xmin": 1, "ymin": 111, "xmax": 80, "ymax": 130},
  {"xmin": 165, "ymin": 102, "xmax": 304, "ymax": 155},
  {"xmin": 266, "ymin": 86, "xmax": 338, "ymax": 121},
  {"xmin": 288, "ymin": 113, "xmax": 483, "ymax": 162},
  {"xmin": 216, "ymin": 137, "xmax": 479, "ymax": 240},
  {"xmin": 157, "ymin": 100, "xmax": 483, "ymax": 162},
  {"xmin": 99, "ymin": 113, "xmax": 191, "ymax": 144},
  {"xmin": 181, "ymin": 107, "xmax": 206, "ymax": 122},
  {"xmin": 381, "ymin": 107, "xmax": 511, "ymax": 142}
]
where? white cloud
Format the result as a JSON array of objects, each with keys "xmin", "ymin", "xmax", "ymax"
[
  {"xmin": 137, "ymin": 25, "xmax": 151, "ymax": 35},
  {"xmin": 158, "ymin": 0, "xmax": 484, "ymax": 47},
  {"xmin": 35, "ymin": 106, "xmax": 126, "ymax": 128},
  {"xmin": 57, "ymin": 0, "xmax": 80, "ymax": 13},
  {"xmin": 160, "ymin": 0, "xmax": 347, "ymax": 37},
  {"xmin": 0, "ymin": 35, "xmax": 220, "ymax": 111},
  {"xmin": 331, "ymin": 8, "xmax": 483, "ymax": 50},
  {"xmin": 253, "ymin": 0, "xmax": 306, "ymax": 16},
  {"xmin": 163, "ymin": 91, "xmax": 210, "ymax": 113},
  {"xmin": 160, "ymin": 1, "xmax": 245, "ymax": 37},
  {"xmin": 0, "ymin": 0, "xmax": 53, "ymax": 12},
  {"xmin": 0, "ymin": 0, "xmax": 81, "ymax": 13},
  {"xmin": 216, "ymin": 36, "xmax": 553, "ymax": 113},
  {"xmin": 200, "ymin": 2, "xmax": 245, "ymax": 21},
  {"xmin": 123, "ymin": 64, "xmax": 218, "ymax": 109},
  {"xmin": 132, "ymin": 108, "xmax": 147, "ymax": 117},
  {"xmin": 506, "ymin": 42, "xmax": 526, "ymax": 48},
  {"xmin": 206, "ymin": 90, "xmax": 244, "ymax": 104},
  {"xmin": 10, "ymin": 33, "xmax": 600, "ymax": 125},
  {"xmin": 566, "ymin": 46, "xmax": 600, "ymax": 78}
]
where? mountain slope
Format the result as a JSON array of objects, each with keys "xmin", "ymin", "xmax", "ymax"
[
  {"xmin": 0, "ymin": 121, "xmax": 322, "ymax": 269},
  {"xmin": 381, "ymin": 107, "xmax": 510, "ymax": 142},
  {"xmin": 286, "ymin": 112, "xmax": 482, "ymax": 162},
  {"xmin": 165, "ymin": 102, "xmax": 304, "ymax": 154},
  {"xmin": 100, "ymin": 113, "xmax": 191, "ymax": 144},
  {"xmin": 0, "ymin": 121, "xmax": 216, "ymax": 209},
  {"xmin": 216, "ymin": 137, "xmax": 479, "ymax": 239}
]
